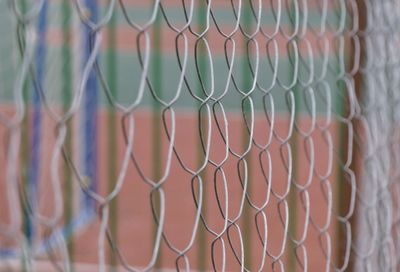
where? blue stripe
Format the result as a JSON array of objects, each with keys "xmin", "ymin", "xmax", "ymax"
[
  {"xmin": 26, "ymin": 0, "xmax": 48, "ymax": 244},
  {"xmin": 82, "ymin": 0, "xmax": 98, "ymax": 208}
]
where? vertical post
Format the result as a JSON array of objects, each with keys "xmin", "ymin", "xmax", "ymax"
[
  {"xmin": 106, "ymin": 7, "xmax": 118, "ymax": 272},
  {"xmin": 61, "ymin": 0, "xmax": 74, "ymax": 268},
  {"xmin": 196, "ymin": 2, "xmax": 208, "ymax": 271},
  {"xmin": 287, "ymin": 1, "xmax": 300, "ymax": 271},
  {"xmin": 17, "ymin": 0, "xmax": 31, "ymax": 270},
  {"xmin": 242, "ymin": 0, "xmax": 253, "ymax": 268},
  {"xmin": 152, "ymin": 6, "xmax": 163, "ymax": 270}
]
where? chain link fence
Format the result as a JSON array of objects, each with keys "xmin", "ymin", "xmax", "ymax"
[{"xmin": 0, "ymin": 0, "xmax": 399, "ymax": 271}]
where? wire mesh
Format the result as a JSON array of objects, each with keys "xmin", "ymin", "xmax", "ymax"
[{"xmin": 0, "ymin": 0, "xmax": 399, "ymax": 271}]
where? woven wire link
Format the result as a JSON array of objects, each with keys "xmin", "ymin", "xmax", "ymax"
[{"xmin": 0, "ymin": 0, "xmax": 399, "ymax": 271}]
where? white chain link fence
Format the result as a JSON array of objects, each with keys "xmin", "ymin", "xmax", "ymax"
[{"xmin": 0, "ymin": 0, "xmax": 399, "ymax": 271}]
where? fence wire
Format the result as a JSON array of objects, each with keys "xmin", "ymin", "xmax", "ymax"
[{"xmin": 0, "ymin": 0, "xmax": 399, "ymax": 271}]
